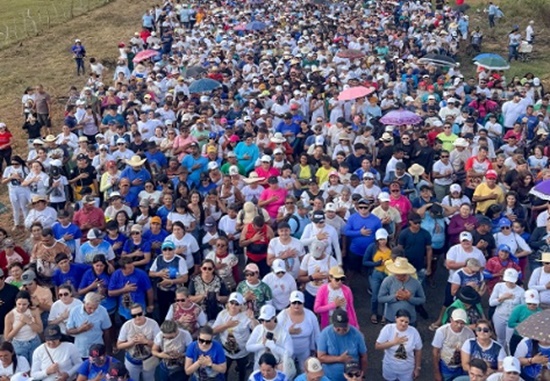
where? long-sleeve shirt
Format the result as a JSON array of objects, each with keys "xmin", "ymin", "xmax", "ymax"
[
  {"xmin": 378, "ymin": 275, "xmax": 426, "ymax": 323},
  {"xmin": 234, "ymin": 142, "xmax": 259, "ymax": 173},
  {"xmin": 301, "ymin": 223, "xmax": 342, "ymax": 265},
  {"xmin": 344, "ymin": 213, "xmax": 382, "ymax": 257},
  {"xmin": 507, "ymin": 304, "xmax": 542, "ymax": 335},
  {"xmin": 31, "ymin": 342, "xmax": 83, "ymax": 381},
  {"xmin": 528, "ymin": 267, "xmax": 550, "ymax": 304},
  {"xmin": 246, "ymin": 324, "xmax": 293, "ymax": 370}
]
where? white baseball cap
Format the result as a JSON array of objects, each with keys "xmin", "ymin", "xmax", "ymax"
[
  {"xmin": 207, "ymin": 161, "xmax": 219, "ymax": 171},
  {"xmin": 258, "ymin": 304, "xmax": 277, "ymax": 321},
  {"xmin": 325, "ymin": 203, "xmax": 336, "ymax": 212},
  {"xmin": 375, "ymin": 228, "xmax": 389, "ymax": 241},
  {"xmin": 524, "ymin": 289, "xmax": 540, "ymax": 304},
  {"xmin": 460, "ymin": 231, "xmax": 473, "ymax": 242},
  {"xmin": 289, "ymin": 290, "xmax": 305, "ymax": 304},
  {"xmin": 228, "ymin": 292, "xmax": 244, "ymax": 305},
  {"xmin": 271, "ymin": 258, "xmax": 286, "ymax": 273},
  {"xmin": 451, "ymin": 308, "xmax": 468, "ymax": 323},
  {"xmin": 261, "ymin": 155, "xmax": 271, "ymax": 162},
  {"xmin": 450, "ymin": 184, "xmax": 462, "ymax": 193},
  {"xmin": 503, "ymin": 268, "xmax": 519, "ymax": 283},
  {"xmin": 378, "ymin": 192, "xmax": 390, "ymax": 202},
  {"xmin": 502, "ymin": 356, "xmax": 521, "ymax": 373}
]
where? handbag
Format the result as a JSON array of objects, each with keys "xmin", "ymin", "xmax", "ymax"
[{"xmin": 142, "ymin": 355, "xmax": 160, "ymax": 371}]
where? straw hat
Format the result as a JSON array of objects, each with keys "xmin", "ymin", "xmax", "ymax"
[
  {"xmin": 44, "ymin": 135, "xmax": 57, "ymax": 143},
  {"xmin": 270, "ymin": 132, "xmax": 286, "ymax": 144},
  {"xmin": 386, "ymin": 257, "xmax": 416, "ymax": 275},
  {"xmin": 243, "ymin": 171, "xmax": 264, "ymax": 184},
  {"xmin": 407, "ymin": 163, "xmax": 425, "ymax": 183},
  {"xmin": 241, "ymin": 202, "xmax": 260, "ymax": 224},
  {"xmin": 537, "ymin": 253, "xmax": 550, "ymax": 263},
  {"xmin": 125, "ymin": 155, "xmax": 147, "ymax": 167}
]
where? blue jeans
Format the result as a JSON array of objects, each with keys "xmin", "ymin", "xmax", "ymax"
[
  {"xmin": 370, "ymin": 270, "xmax": 387, "ymax": 314},
  {"xmin": 13, "ymin": 335, "xmax": 41, "ymax": 364}
]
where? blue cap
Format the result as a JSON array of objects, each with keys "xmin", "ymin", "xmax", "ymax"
[
  {"xmin": 209, "ymin": 132, "xmax": 217, "ymax": 139},
  {"xmin": 498, "ymin": 217, "xmax": 512, "ymax": 228},
  {"xmin": 497, "ymin": 244, "xmax": 511, "ymax": 253},
  {"xmin": 161, "ymin": 240, "xmax": 176, "ymax": 250}
]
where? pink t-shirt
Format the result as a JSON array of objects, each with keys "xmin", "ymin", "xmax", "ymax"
[
  {"xmin": 390, "ymin": 195, "xmax": 412, "ymax": 227},
  {"xmin": 260, "ymin": 187, "xmax": 288, "ymax": 219},
  {"xmin": 255, "ymin": 167, "xmax": 280, "ymax": 188}
]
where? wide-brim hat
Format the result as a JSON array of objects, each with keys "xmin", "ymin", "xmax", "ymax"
[
  {"xmin": 243, "ymin": 171, "xmax": 265, "ymax": 184},
  {"xmin": 386, "ymin": 257, "xmax": 416, "ymax": 275},
  {"xmin": 537, "ymin": 252, "xmax": 550, "ymax": 263},
  {"xmin": 125, "ymin": 155, "xmax": 147, "ymax": 167},
  {"xmin": 270, "ymin": 132, "xmax": 286, "ymax": 143},
  {"xmin": 457, "ymin": 285, "xmax": 481, "ymax": 305},
  {"xmin": 407, "ymin": 163, "xmax": 425, "ymax": 177}
]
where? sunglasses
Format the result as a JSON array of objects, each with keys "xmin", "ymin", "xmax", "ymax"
[
  {"xmin": 347, "ymin": 372, "xmax": 362, "ymax": 378},
  {"xmin": 410, "ymin": 221, "xmax": 421, "ymax": 225},
  {"xmin": 216, "ymin": 243, "xmax": 227, "ymax": 247},
  {"xmin": 501, "ymin": 226, "xmax": 510, "ymax": 230},
  {"xmin": 357, "ymin": 206, "xmax": 368, "ymax": 210},
  {"xmin": 476, "ymin": 327, "xmax": 490, "ymax": 333},
  {"xmin": 276, "ymin": 271, "xmax": 285, "ymax": 275},
  {"xmin": 58, "ymin": 292, "xmax": 70, "ymax": 297},
  {"xmin": 543, "ymin": 262, "xmax": 550, "ymax": 265},
  {"xmin": 291, "ymin": 301, "xmax": 303, "ymax": 305},
  {"xmin": 245, "ymin": 272, "xmax": 257, "ymax": 277},
  {"xmin": 391, "ymin": 189, "xmax": 400, "ymax": 193},
  {"xmin": 332, "ymin": 277, "xmax": 345, "ymax": 282},
  {"xmin": 202, "ymin": 267, "xmax": 214, "ymax": 271},
  {"xmin": 229, "ymin": 301, "xmax": 240, "ymax": 306},
  {"xmin": 131, "ymin": 232, "xmax": 141, "ymax": 235},
  {"xmin": 132, "ymin": 311, "xmax": 144, "ymax": 318},
  {"xmin": 198, "ymin": 338, "xmax": 212, "ymax": 344},
  {"xmin": 176, "ymin": 298, "xmax": 187, "ymax": 302},
  {"xmin": 441, "ymin": 155, "xmax": 449, "ymax": 158}
]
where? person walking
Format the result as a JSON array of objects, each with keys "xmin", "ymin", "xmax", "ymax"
[{"xmin": 71, "ymin": 39, "xmax": 86, "ymax": 76}]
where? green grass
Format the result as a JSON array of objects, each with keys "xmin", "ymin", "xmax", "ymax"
[
  {"xmin": 0, "ymin": 0, "xmax": 109, "ymax": 48},
  {"xmin": 461, "ymin": 0, "xmax": 550, "ymax": 84}
]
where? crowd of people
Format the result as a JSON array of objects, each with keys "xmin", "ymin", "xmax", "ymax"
[{"xmin": 0, "ymin": 0, "xmax": 549, "ymax": 380}]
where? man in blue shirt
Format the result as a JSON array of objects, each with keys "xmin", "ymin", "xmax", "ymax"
[
  {"xmin": 343, "ymin": 199, "xmax": 382, "ymax": 270},
  {"xmin": 71, "ymin": 39, "xmax": 86, "ymax": 76},
  {"xmin": 317, "ymin": 309, "xmax": 368, "ymax": 381},
  {"xmin": 77, "ymin": 344, "xmax": 119, "ymax": 380},
  {"xmin": 276, "ymin": 113, "xmax": 300, "ymax": 138},
  {"xmin": 66, "ymin": 292, "xmax": 112, "ymax": 358},
  {"xmin": 120, "ymin": 156, "xmax": 151, "ymax": 199},
  {"xmin": 52, "ymin": 253, "xmax": 88, "ymax": 290},
  {"xmin": 144, "ymin": 142, "xmax": 167, "ymax": 172},
  {"xmin": 108, "ymin": 257, "xmax": 154, "ymax": 319},
  {"xmin": 51, "ymin": 209, "xmax": 82, "ymax": 258},
  {"xmin": 181, "ymin": 142, "xmax": 208, "ymax": 188}
]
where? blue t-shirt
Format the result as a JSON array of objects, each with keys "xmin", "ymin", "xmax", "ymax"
[
  {"xmin": 185, "ymin": 341, "xmax": 226, "ymax": 381},
  {"xmin": 103, "ymin": 233, "xmax": 127, "ymax": 258},
  {"xmin": 79, "ymin": 269, "xmax": 116, "ymax": 313},
  {"xmin": 397, "ymin": 227, "xmax": 432, "ymax": 271},
  {"xmin": 156, "ymin": 206, "xmax": 173, "ymax": 228},
  {"xmin": 145, "ymin": 150, "xmax": 168, "ymax": 169},
  {"xmin": 108, "ymin": 268, "xmax": 152, "ymax": 319},
  {"xmin": 122, "ymin": 239, "xmax": 152, "ymax": 269},
  {"xmin": 53, "ymin": 263, "xmax": 89, "ymax": 288},
  {"xmin": 294, "ymin": 374, "xmax": 329, "ymax": 381},
  {"xmin": 51, "ymin": 222, "xmax": 83, "ymax": 258},
  {"xmin": 317, "ymin": 325, "xmax": 367, "ymax": 381},
  {"xmin": 120, "ymin": 167, "xmax": 151, "ymax": 197},
  {"xmin": 250, "ymin": 370, "xmax": 289, "ymax": 381},
  {"xmin": 78, "ymin": 240, "xmax": 114, "ymax": 265},
  {"xmin": 344, "ymin": 213, "xmax": 382, "ymax": 257},
  {"xmin": 77, "ymin": 356, "xmax": 119, "ymax": 380},
  {"xmin": 181, "ymin": 155, "xmax": 208, "ymax": 188}
]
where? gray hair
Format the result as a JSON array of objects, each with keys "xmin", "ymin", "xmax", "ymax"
[{"xmin": 83, "ymin": 292, "xmax": 103, "ymax": 305}]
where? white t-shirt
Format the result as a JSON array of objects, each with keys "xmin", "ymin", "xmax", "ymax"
[
  {"xmin": 212, "ymin": 310, "xmax": 252, "ymax": 359},
  {"xmin": 153, "ymin": 328, "xmax": 193, "ymax": 359},
  {"xmin": 49, "ymin": 298, "xmax": 83, "ymax": 334},
  {"xmin": 2, "ymin": 166, "xmax": 28, "ymax": 191},
  {"xmin": 262, "ymin": 273, "xmax": 297, "ymax": 311},
  {"xmin": 489, "ymin": 283, "xmax": 524, "ymax": 317},
  {"xmin": 376, "ymin": 324, "xmax": 423, "ymax": 371},
  {"xmin": 241, "ymin": 185, "xmax": 264, "ymax": 203},
  {"xmin": 150, "ymin": 254, "xmax": 189, "ymax": 276},
  {"xmin": 165, "ymin": 233, "xmax": 200, "ymax": 270},
  {"xmin": 299, "ymin": 254, "xmax": 338, "ymax": 296},
  {"xmin": 433, "ymin": 160, "xmax": 454, "ymax": 186},
  {"xmin": 0, "ymin": 355, "xmax": 30, "ymax": 376},
  {"xmin": 167, "ymin": 212, "xmax": 196, "ymax": 229},
  {"xmin": 446, "ymin": 244, "xmax": 486, "ymax": 281},
  {"xmin": 493, "ymin": 232, "xmax": 531, "ymax": 256},
  {"xmin": 118, "ymin": 318, "xmax": 161, "ymax": 359},
  {"xmin": 267, "ymin": 237, "xmax": 304, "ymax": 278},
  {"xmin": 48, "ymin": 176, "xmax": 69, "ymax": 203},
  {"xmin": 31, "ymin": 342, "xmax": 83, "ymax": 381},
  {"xmin": 432, "ymin": 324, "xmax": 475, "ymax": 367},
  {"xmin": 528, "ymin": 267, "xmax": 550, "ymax": 304},
  {"xmin": 276, "ymin": 308, "xmax": 320, "ymax": 356}
]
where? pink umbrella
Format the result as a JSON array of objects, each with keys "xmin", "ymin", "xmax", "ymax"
[
  {"xmin": 337, "ymin": 86, "xmax": 376, "ymax": 101},
  {"xmin": 234, "ymin": 24, "xmax": 247, "ymax": 31},
  {"xmin": 132, "ymin": 49, "xmax": 159, "ymax": 63}
]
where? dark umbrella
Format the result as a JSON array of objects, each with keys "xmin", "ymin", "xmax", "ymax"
[
  {"xmin": 245, "ymin": 21, "xmax": 267, "ymax": 31},
  {"xmin": 188, "ymin": 78, "xmax": 222, "ymax": 94},
  {"xmin": 418, "ymin": 53, "xmax": 457, "ymax": 67},
  {"xmin": 336, "ymin": 49, "xmax": 365, "ymax": 59},
  {"xmin": 517, "ymin": 309, "xmax": 550, "ymax": 342},
  {"xmin": 185, "ymin": 66, "xmax": 207, "ymax": 78}
]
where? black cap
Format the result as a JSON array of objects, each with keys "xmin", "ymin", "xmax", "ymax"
[
  {"xmin": 108, "ymin": 362, "xmax": 129, "ymax": 378},
  {"xmin": 312, "ymin": 211, "xmax": 325, "ymax": 223},
  {"xmin": 55, "ymin": 253, "xmax": 69, "ymax": 264},
  {"xmin": 89, "ymin": 343, "xmax": 106, "ymax": 358},
  {"xmin": 331, "ymin": 308, "xmax": 349, "ymax": 328},
  {"xmin": 267, "ymin": 176, "xmax": 278, "ymax": 184},
  {"xmin": 44, "ymin": 324, "xmax": 62, "ymax": 340},
  {"xmin": 345, "ymin": 361, "xmax": 361, "ymax": 373},
  {"xmin": 76, "ymin": 153, "xmax": 88, "ymax": 161}
]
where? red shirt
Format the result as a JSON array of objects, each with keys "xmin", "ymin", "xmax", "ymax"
[
  {"xmin": 0, "ymin": 131, "xmax": 13, "ymax": 148},
  {"xmin": 73, "ymin": 207, "xmax": 105, "ymax": 242}
]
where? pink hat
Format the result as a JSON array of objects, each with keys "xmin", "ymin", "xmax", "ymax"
[
  {"xmin": 229, "ymin": 135, "xmax": 240, "ymax": 143},
  {"xmin": 245, "ymin": 263, "xmax": 259, "ymax": 273},
  {"xmin": 220, "ymin": 117, "xmax": 228, "ymax": 124}
]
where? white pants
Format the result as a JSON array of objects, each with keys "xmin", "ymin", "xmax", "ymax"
[
  {"xmin": 125, "ymin": 358, "xmax": 156, "ymax": 381},
  {"xmin": 383, "ymin": 365, "xmax": 414, "ymax": 381},
  {"xmin": 9, "ymin": 187, "xmax": 30, "ymax": 225},
  {"xmin": 493, "ymin": 313, "xmax": 513, "ymax": 353}
]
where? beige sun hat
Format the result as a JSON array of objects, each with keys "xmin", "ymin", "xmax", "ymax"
[
  {"xmin": 125, "ymin": 155, "xmax": 147, "ymax": 167},
  {"xmin": 386, "ymin": 257, "xmax": 416, "ymax": 275},
  {"xmin": 407, "ymin": 163, "xmax": 425, "ymax": 183},
  {"xmin": 243, "ymin": 171, "xmax": 265, "ymax": 184}
]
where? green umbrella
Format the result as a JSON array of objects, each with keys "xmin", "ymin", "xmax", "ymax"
[{"xmin": 474, "ymin": 55, "xmax": 510, "ymax": 70}]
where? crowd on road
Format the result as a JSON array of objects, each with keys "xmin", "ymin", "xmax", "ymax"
[{"xmin": 0, "ymin": 0, "xmax": 549, "ymax": 380}]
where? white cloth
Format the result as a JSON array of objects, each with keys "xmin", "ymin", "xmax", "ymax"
[
  {"xmin": 48, "ymin": 298, "xmax": 83, "ymax": 334},
  {"xmin": 262, "ymin": 273, "xmax": 297, "ymax": 311},
  {"xmin": 245, "ymin": 324, "xmax": 294, "ymax": 370},
  {"xmin": 528, "ymin": 267, "xmax": 550, "ymax": 304},
  {"xmin": 432, "ymin": 324, "xmax": 475, "ymax": 367},
  {"xmin": 267, "ymin": 237, "xmax": 304, "ymax": 278},
  {"xmin": 376, "ymin": 324, "xmax": 422, "ymax": 378},
  {"xmin": 299, "ymin": 254, "xmax": 338, "ymax": 296},
  {"xmin": 445, "ymin": 244, "xmax": 487, "ymax": 281},
  {"xmin": 276, "ymin": 308, "xmax": 320, "ymax": 371},
  {"xmin": 0, "ymin": 355, "xmax": 30, "ymax": 377},
  {"xmin": 165, "ymin": 233, "xmax": 199, "ymax": 270},
  {"xmin": 31, "ymin": 342, "xmax": 83, "ymax": 381},
  {"xmin": 212, "ymin": 310, "xmax": 253, "ymax": 359}
]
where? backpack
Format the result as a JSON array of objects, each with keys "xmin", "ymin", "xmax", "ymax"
[{"xmin": 281, "ymin": 213, "xmax": 300, "ymax": 237}]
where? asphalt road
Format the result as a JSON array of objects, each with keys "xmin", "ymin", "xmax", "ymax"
[{"xmin": 348, "ymin": 258, "xmax": 450, "ymax": 381}]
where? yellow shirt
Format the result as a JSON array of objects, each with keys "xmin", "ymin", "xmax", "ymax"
[
  {"xmin": 315, "ymin": 166, "xmax": 336, "ymax": 186},
  {"xmin": 437, "ymin": 132, "xmax": 458, "ymax": 152},
  {"xmin": 473, "ymin": 182, "xmax": 505, "ymax": 213},
  {"xmin": 373, "ymin": 247, "xmax": 392, "ymax": 272},
  {"xmin": 298, "ymin": 165, "xmax": 312, "ymax": 185}
]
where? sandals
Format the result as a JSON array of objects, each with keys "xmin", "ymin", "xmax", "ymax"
[{"xmin": 370, "ymin": 314, "xmax": 378, "ymax": 324}]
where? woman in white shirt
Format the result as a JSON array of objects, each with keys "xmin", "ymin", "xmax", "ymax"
[
  {"xmin": 489, "ymin": 269, "xmax": 524, "ymax": 350},
  {"xmin": 21, "ymin": 161, "xmax": 49, "ymax": 197},
  {"xmin": 48, "ymin": 284, "xmax": 83, "ymax": 337},
  {"xmin": 212, "ymin": 292, "xmax": 256, "ymax": 381},
  {"xmin": 528, "ymin": 258, "xmax": 550, "ymax": 306},
  {"xmin": 0, "ymin": 341, "xmax": 30, "ymax": 378},
  {"xmin": 1, "ymin": 156, "xmax": 30, "ymax": 228},
  {"xmin": 267, "ymin": 222, "xmax": 305, "ymax": 278},
  {"xmin": 276, "ymin": 291, "xmax": 320, "ymax": 372}
]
